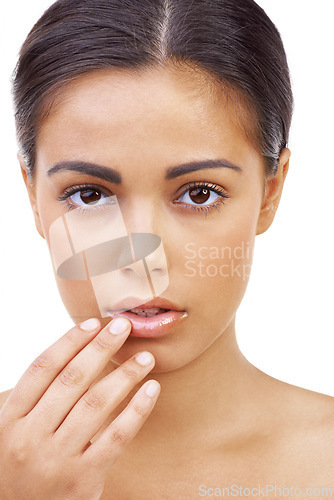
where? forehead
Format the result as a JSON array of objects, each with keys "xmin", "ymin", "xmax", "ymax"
[
  {"xmin": 40, "ymin": 65, "xmax": 228, "ymax": 125},
  {"xmin": 36, "ymin": 64, "xmax": 261, "ymax": 172}
]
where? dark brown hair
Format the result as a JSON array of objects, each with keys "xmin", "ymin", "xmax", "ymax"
[{"xmin": 12, "ymin": 0, "xmax": 293, "ymax": 181}]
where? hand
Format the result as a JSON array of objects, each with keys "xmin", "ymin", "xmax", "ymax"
[{"xmin": 0, "ymin": 317, "xmax": 160, "ymax": 500}]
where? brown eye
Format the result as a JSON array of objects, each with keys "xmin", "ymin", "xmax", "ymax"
[
  {"xmin": 176, "ymin": 183, "xmax": 226, "ymax": 210},
  {"xmin": 188, "ymin": 187, "xmax": 210, "ymax": 204},
  {"xmin": 174, "ymin": 182, "xmax": 230, "ymax": 213},
  {"xmin": 80, "ymin": 189, "xmax": 102, "ymax": 205},
  {"xmin": 64, "ymin": 187, "xmax": 110, "ymax": 209}
]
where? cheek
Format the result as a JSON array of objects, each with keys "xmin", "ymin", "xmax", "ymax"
[
  {"xmin": 44, "ymin": 215, "xmax": 103, "ymax": 324},
  {"xmin": 42, "ymin": 212, "xmax": 99, "ymax": 324},
  {"xmin": 180, "ymin": 208, "xmax": 257, "ymax": 318},
  {"xmin": 55, "ymin": 277, "xmax": 101, "ymax": 324}
]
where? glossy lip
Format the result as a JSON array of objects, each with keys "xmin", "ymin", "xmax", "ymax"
[
  {"xmin": 108, "ymin": 296, "xmax": 184, "ymax": 312},
  {"xmin": 107, "ymin": 297, "xmax": 188, "ymax": 337}
]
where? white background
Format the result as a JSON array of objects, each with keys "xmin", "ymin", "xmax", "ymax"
[{"xmin": 0, "ymin": 1, "xmax": 333, "ymax": 394}]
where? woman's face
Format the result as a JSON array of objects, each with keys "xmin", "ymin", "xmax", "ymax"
[{"xmin": 26, "ymin": 65, "xmax": 277, "ymax": 373}]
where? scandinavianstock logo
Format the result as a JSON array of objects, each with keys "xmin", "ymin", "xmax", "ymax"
[{"xmin": 184, "ymin": 242, "xmax": 252, "ymax": 281}]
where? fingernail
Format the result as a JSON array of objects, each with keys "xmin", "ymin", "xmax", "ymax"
[
  {"xmin": 109, "ymin": 317, "xmax": 131, "ymax": 335},
  {"xmin": 80, "ymin": 318, "xmax": 100, "ymax": 332},
  {"xmin": 135, "ymin": 351, "xmax": 154, "ymax": 366},
  {"xmin": 145, "ymin": 380, "xmax": 160, "ymax": 398}
]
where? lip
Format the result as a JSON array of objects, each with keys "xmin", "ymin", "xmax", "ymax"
[
  {"xmin": 109, "ymin": 296, "xmax": 184, "ymax": 312},
  {"xmin": 107, "ymin": 297, "xmax": 188, "ymax": 337}
]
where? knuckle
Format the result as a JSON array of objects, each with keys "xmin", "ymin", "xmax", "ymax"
[
  {"xmin": 91, "ymin": 334, "xmax": 114, "ymax": 352},
  {"xmin": 58, "ymin": 365, "xmax": 84, "ymax": 388},
  {"xmin": 82, "ymin": 392, "xmax": 106, "ymax": 411},
  {"xmin": 110, "ymin": 427, "xmax": 127, "ymax": 446},
  {"xmin": 10, "ymin": 439, "xmax": 29, "ymax": 464},
  {"xmin": 132, "ymin": 403, "xmax": 148, "ymax": 419},
  {"xmin": 29, "ymin": 355, "xmax": 53, "ymax": 377},
  {"xmin": 120, "ymin": 364, "xmax": 138, "ymax": 380},
  {"xmin": 64, "ymin": 328, "xmax": 80, "ymax": 348}
]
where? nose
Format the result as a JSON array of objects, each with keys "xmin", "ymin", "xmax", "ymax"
[
  {"xmin": 119, "ymin": 200, "xmax": 169, "ymax": 279},
  {"xmin": 120, "ymin": 197, "xmax": 159, "ymax": 234},
  {"xmin": 122, "ymin": 233, "xmax": 167, "ymax": 278}
]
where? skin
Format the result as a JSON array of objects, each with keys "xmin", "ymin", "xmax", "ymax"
[{"xmin": 1, "ymin": 64, "xmax": 334, "ymax": 498}]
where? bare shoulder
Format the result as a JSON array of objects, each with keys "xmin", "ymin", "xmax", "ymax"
[
  {"xmin": 281, "ymin": 380, "xmax": 334, "ymax": 429},
  {"xmin": 0, "ymin": 389, "xmax": 14, "ymax": 412},
  {"xmin": 268, "ymin": 377, "xmax": 334, "ymax": 483}
]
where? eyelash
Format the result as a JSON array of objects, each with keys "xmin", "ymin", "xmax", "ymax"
[
  {"xmin": 57, "ymin": 180, "xmax": 230, "ymax": 215},
  {"xmin": 58, "ymin": 183, "xmax": 113, "ymax": 215},
  {"xmin": 174, "ymin": 180, "xmax": 230, "ymax": 215}
]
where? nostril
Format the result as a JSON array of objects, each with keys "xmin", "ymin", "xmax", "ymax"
[{"xmin": 121, "ymin": 262, "xmax": 149, "ymax": 278}]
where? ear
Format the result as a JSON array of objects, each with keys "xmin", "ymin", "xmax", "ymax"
[
  {"xmin": 256, "ymin": 148, "xmax": 291, "ymax": 235},
  {"xmin": 18, "ymin": 153, "xmax": 45, "ymax": 239}
]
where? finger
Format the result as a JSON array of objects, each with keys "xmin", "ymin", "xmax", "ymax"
[
  {"xmin": 26, "ymin": 317, "xmax": 132, "ymax": 432},
  {"xmin": 82, "ymin": 379, "xmax": 160, "ymax": 470},
  {"xmin": 54, "ymin": 351, "xmax": 156, "ymax": 454},
  {"xmin": 2, "ymin": 318, "xmax": 102, "ymax": 419}
]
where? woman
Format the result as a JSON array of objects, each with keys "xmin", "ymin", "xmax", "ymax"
[{"xmin": 0, "ymin": 0, "xmax": 333, "ymax": 498}]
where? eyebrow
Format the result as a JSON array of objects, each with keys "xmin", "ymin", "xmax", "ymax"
[
  {"xmin": 47, "ymin": 161, "xmax": 122, "ymax": 184},
  {"xmin": 165, "ymin": 159, "xmax": 243, "ymax": 179},
  {"xmin": 46, "ymin": 158, "xmax": 243, "ymax": 183}
]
